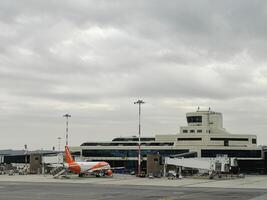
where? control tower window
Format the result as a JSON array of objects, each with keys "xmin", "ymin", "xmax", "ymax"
[
  {"xmin": 187, "ymin": 116, "xmax": 202, "ymax": 123},
  {"xmin": 252, "ymin": 139, "xmax": 256, "ymax": 144},
  {"xmin": 183, "ymin": 130, "xmax": 188, "ymax": 133}
]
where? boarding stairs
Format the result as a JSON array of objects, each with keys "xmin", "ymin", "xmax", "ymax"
[{"xmin": 51, "ymin": 166, "xmax": 67, "ymax": 178}]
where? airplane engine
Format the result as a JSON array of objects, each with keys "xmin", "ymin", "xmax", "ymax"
[{"xmin": 106, "ymin": 169, "xmax": 113, "ymax": 176}]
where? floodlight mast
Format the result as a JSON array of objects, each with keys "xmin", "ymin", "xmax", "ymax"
[
  {"xmin": 63, "ymin": 114, "xmax": 71, "ymax": 146},
  {"xmin": 24, "ymin": 144, "xmax": 28, "ymax": 166},
  {"xmin": 134, "ymin": 100, "xmax": 145, "ymax": 177}
]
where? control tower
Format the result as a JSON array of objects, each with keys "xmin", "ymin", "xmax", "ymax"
[
  {"xmin": 176, "ymin": 108, "xmax": 257, "ymax": 149},
  {"xmin": 180, "ymin": 110, "xmax": 227, "ymax": 135}
]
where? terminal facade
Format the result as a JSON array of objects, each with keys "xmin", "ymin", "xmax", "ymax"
[{"xmin": 70, "ymin": 110, "xmax": 265, "ymax": 173}]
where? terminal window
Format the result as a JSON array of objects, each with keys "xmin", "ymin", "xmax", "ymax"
[
  {"xmin": 201, "ymin": 149, "xmax": 261, "ymax": 158},
  {"xmin": 210, "ymin": 138, "xmax": 248, "ymax": 141},
  {"xmin": 82, "ymin": 149, "xmax": 189, "ymax": 158}
]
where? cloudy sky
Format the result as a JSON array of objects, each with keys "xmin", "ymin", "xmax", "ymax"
[{"xmin": 1, "ymin": 0, "xmax": 267, "ymax": 150}]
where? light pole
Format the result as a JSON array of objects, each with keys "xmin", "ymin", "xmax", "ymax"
[
  {"xmin": 24, "ymin": 144, "xmax": 28, "ymax": 170},
  {"xmin": 57, "ymin": 137, "xmax": 62, "ymax": 152},
  {"xmin": 63, "ymin": 114, "xmax": 71, "ymax": 146},
  {"xmin": 134, "ymin": 100, "xmax": 145, "ymax": 177}
]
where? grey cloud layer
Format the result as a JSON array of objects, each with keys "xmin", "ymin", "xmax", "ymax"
[{"xmin": 0, "ymin": 0, "xmax": 267, "ymax": 149}]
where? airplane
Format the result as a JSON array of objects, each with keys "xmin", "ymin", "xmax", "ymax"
[{"xmin": 63, "ymin": 146, "xmax": 113, "ymax": 177}]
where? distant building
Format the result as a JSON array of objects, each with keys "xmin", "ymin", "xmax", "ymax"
[
  {"xmin": 0, "ymin": 149, "xmax": 58, "ymax": 164},
  {"xmin": 70, "ymin": 109, "xmax": 265, "ymax": 173}
]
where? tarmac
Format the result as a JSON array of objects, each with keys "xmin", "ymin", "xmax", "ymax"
[
  {"xmin": 1, "ymin": 174, "xmax": 267, "ymax": 189},
  {"xmin": 1, "ymin": 174, "xmax": 267, "ymax": 199}
]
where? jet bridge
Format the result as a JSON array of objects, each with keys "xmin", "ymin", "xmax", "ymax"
[{"xmin": 164, "ymin": 156, "xmax": 237, "ymax": 177}]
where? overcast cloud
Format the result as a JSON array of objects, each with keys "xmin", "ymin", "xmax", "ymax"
[{"xmin": 1, "ymin": 0, "xmax": 267, "ymax": 149}]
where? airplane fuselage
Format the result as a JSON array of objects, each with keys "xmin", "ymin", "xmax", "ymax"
[{"xmin": 66, "ymin": 161, "xmax": 111, "ymax": 174}]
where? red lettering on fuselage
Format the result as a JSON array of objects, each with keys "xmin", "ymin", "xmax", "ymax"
[{"xmin": 89, "ymin": 162, "xmax": 109, "ymax": 171}]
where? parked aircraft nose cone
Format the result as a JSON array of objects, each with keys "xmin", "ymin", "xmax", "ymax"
[{"xmin": 106, "ymin": 169, "xmax": 113, "ymax": 176}]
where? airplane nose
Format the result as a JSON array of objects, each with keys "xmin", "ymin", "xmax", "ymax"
[{"xmin": 106, "ymin": 169, "xmax": 113, "ymax": 176}]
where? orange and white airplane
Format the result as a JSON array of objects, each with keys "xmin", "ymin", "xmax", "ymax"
[{"xmin": 64, "ymin": 146, "xmax": 113, "ymax": 177}]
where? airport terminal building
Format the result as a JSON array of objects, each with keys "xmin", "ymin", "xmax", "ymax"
[{"xmin": 70, "ymin": 110, "xmax": 265, "ymax": 173}]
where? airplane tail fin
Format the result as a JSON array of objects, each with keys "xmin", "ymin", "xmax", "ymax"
[{"xmin": 65, "ymin": 146, "xmax": 75, "ymax": 164}]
